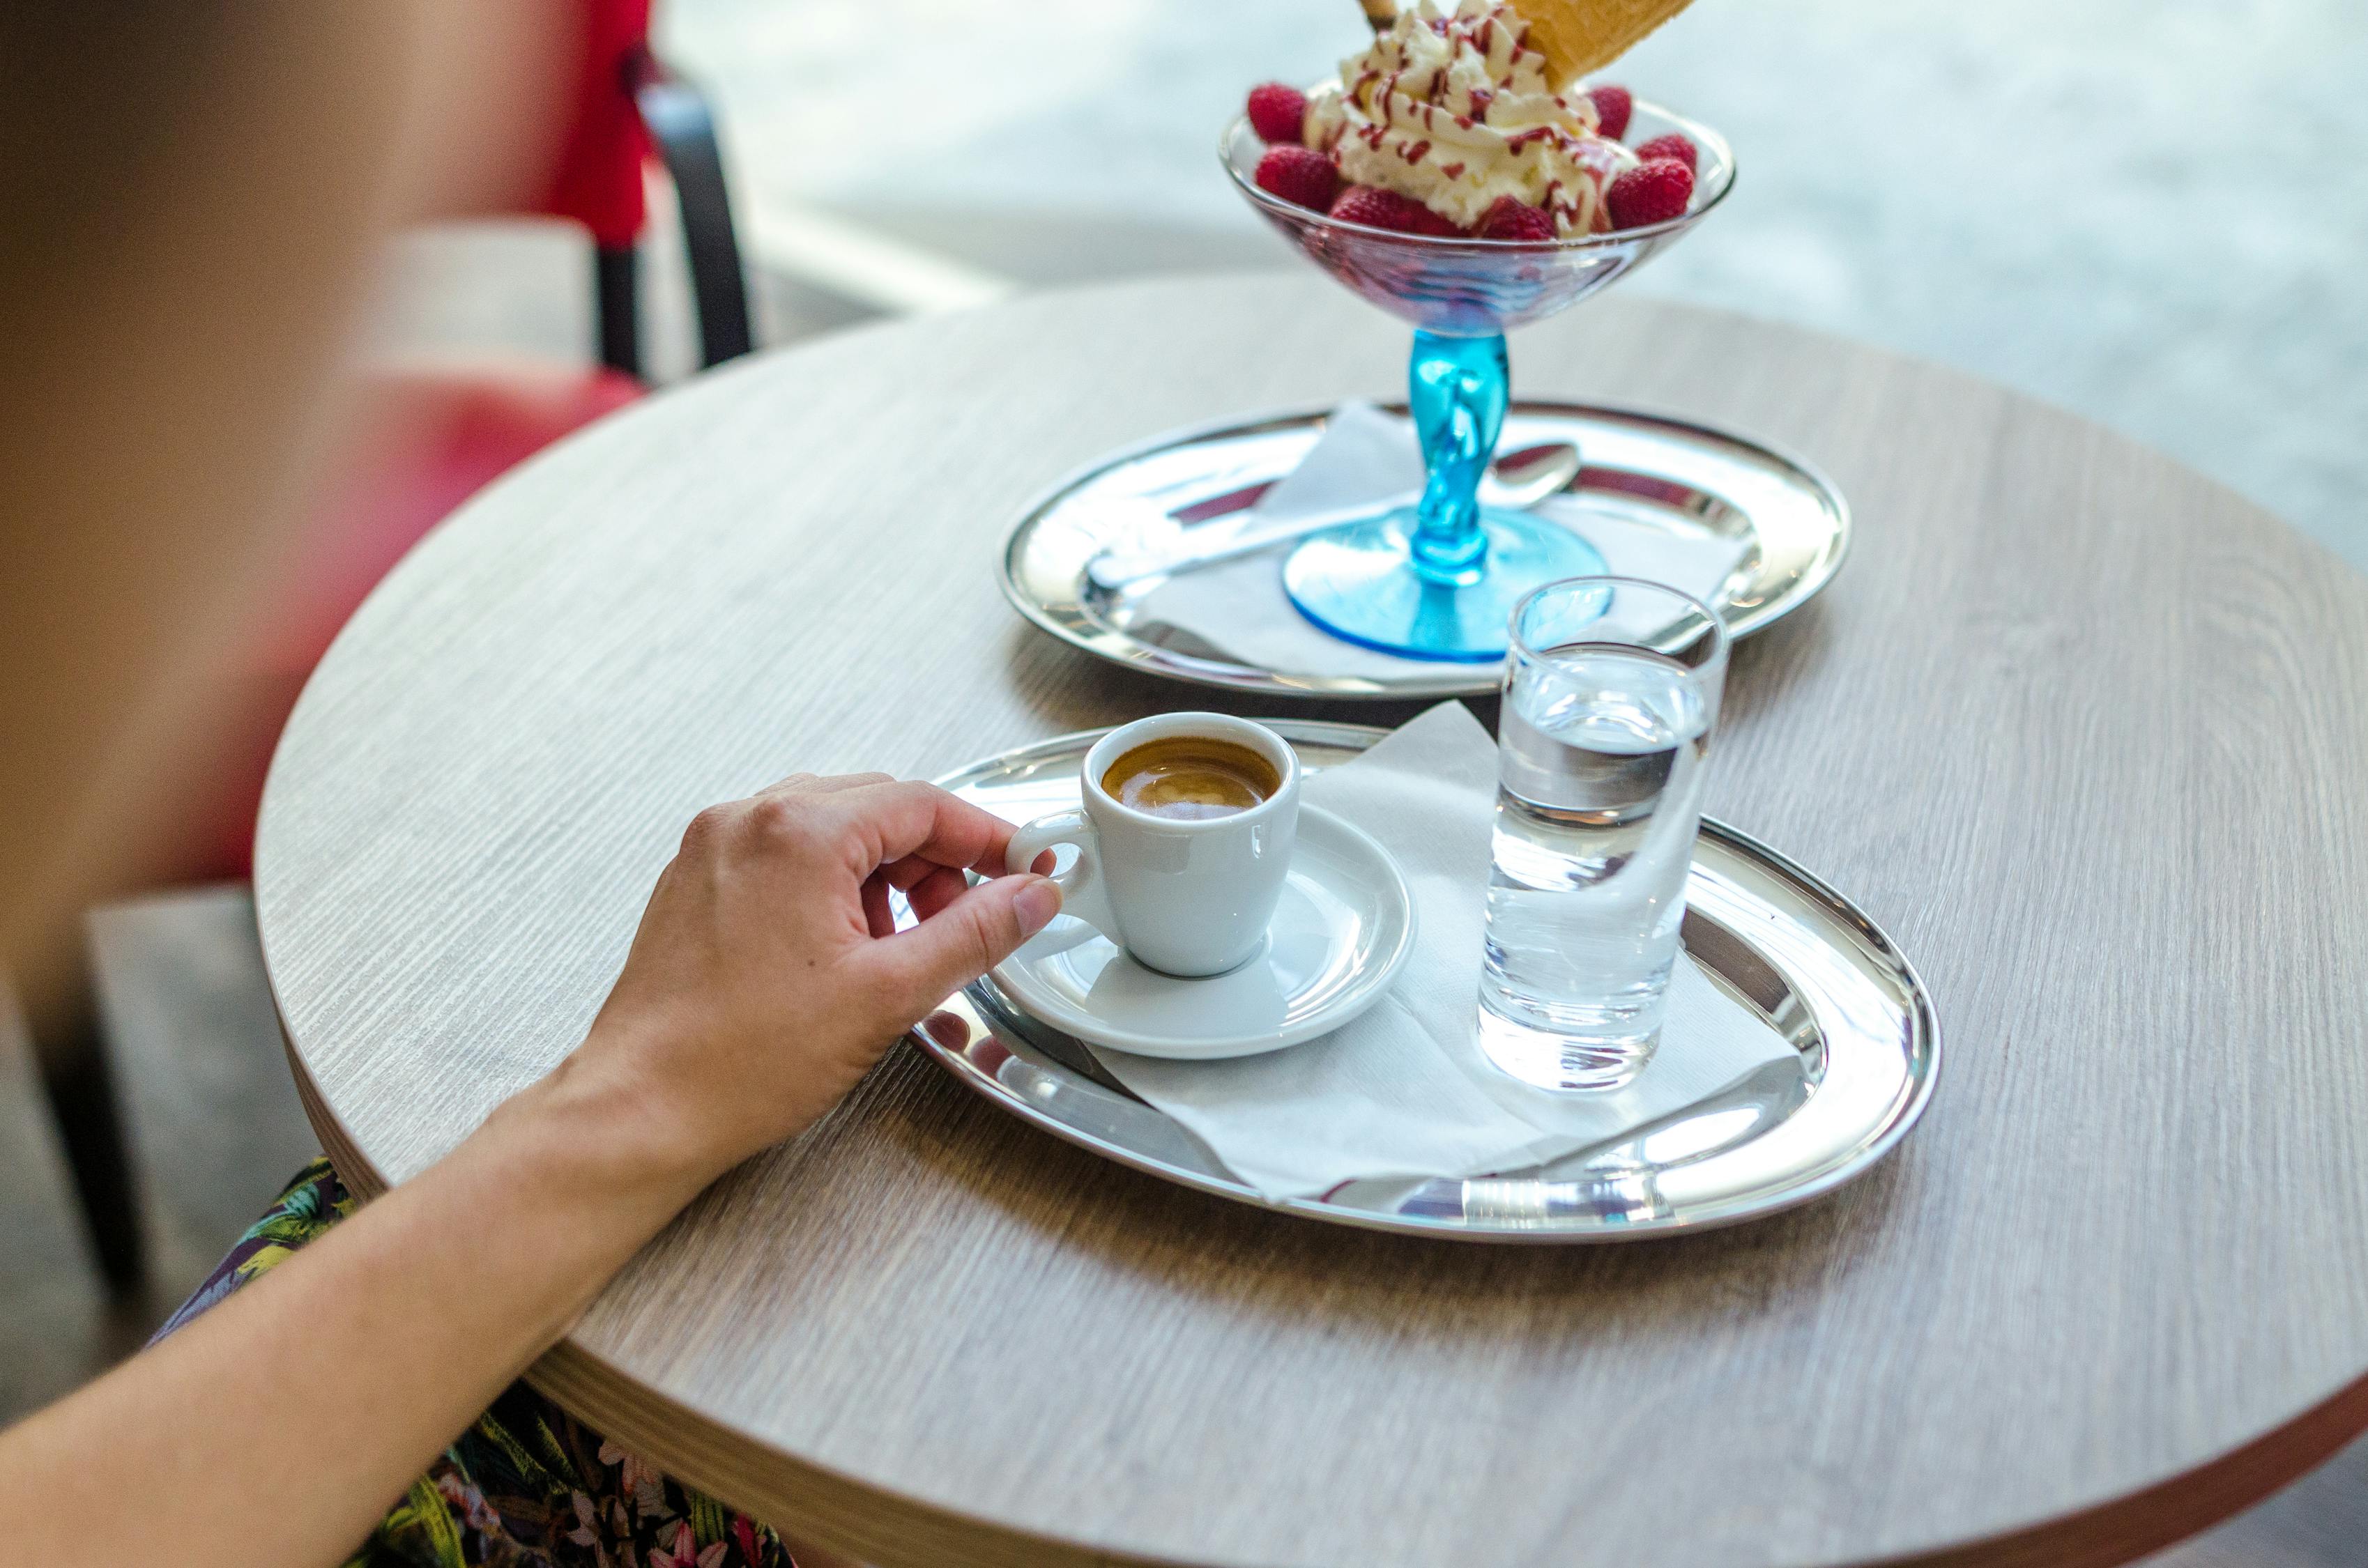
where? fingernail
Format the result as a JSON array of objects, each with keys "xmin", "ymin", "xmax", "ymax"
[{"xmin": 1014, "ymin": 876, "xmax": 1062, "ymax": 936}]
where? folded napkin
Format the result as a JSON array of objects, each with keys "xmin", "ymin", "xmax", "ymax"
[
  {"xmin": 1134, "ymin": 403, "xmax": 1748, "ymax": 680},
  {"xmin": 1087, "ymin": 702, "xmax": 1798, "ymax": 1201}
]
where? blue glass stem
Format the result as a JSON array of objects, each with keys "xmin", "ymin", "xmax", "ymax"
[
  {"xmin": 1406, "ymin": 330, "xmax": 1509, "ymax": 587},
  {"xmin": 1281, "ymin": 325, "xmax": 1602, "ymax": 661}
]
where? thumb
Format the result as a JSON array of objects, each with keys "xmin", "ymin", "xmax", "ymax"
[{"xmin": 862, "ymin": 873, "xmax": 1062, "ymax": 1023}]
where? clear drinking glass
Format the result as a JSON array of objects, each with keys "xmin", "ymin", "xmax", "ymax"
[{"xmin": 1478, "ymin": 577, "xmax": 1729, "ymax": 1091}]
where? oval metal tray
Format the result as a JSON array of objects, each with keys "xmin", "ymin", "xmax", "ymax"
[
  {"xmin": 999, "ymin": 401, "xmax": 1849, "ymax": 700},
  {"xmin": 911, "ymin": 721, "xmax": 1939, "ymax": 1242}
]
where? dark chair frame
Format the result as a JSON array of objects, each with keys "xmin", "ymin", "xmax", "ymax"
[
  {"xmin": 24, "ymin": 54, "xmax": 751, "ymax": 1298},
  {"xmin": 597, "ymin": 49, "xmax": 754, "ymax": 378},
  {"xmin": 19, "ymin": 937, "xmax": 144, "ymax": 1295}
]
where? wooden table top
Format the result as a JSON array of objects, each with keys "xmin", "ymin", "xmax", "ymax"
[{"xmin": 255, "ymin": 274, "xmax": 2368, "ymax": 1568}]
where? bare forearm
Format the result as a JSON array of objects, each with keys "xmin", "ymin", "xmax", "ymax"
[
  {"xmin": 0, "ymin": 1052, "xmax": 706, "ymax": 1568},
  {"xmin": 0, "ymin": 776, "xmax": 1050, "ymax": 1565}
]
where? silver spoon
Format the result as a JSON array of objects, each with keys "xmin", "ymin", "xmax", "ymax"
[{"xmin": 1085, "ymin": 440, "xmax": 1580, "ymax": 592}]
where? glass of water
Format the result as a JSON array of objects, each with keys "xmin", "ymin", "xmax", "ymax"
[{"xmin": 1478, "ymin": 576, "xmax": 1729, "ymax": 1092}]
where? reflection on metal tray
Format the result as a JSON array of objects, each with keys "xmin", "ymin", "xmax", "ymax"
[
  {"xmin": 910, "ymin": 721, "xmax": 1938, "ymax": 1243},
  {"xmin": 999, "ymin": 401, "xmax": 1849, "ymax": 700}
]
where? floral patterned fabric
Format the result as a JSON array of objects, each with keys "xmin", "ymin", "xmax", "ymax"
[{"xmin": 160, "ymin": 1159, "xmax": 800, "ymax": 1568}]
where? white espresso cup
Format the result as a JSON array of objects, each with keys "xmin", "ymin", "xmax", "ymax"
[{"xmin": 1005, "ymin": 713, "xmax": 1301, "ymax": 978}]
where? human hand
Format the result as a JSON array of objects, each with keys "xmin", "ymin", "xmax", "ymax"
[{"xmin": 549, "ymin": 772, "xmax": 1060, "ymax": 1195}]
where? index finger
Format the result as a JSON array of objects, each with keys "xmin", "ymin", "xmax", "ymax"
[{"xmin": 820, "ymin": 780, "xmax": 1020, "ymax": 881}]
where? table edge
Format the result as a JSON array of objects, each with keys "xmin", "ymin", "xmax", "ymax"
[{"xmin": 274, "ymin": 1020, "xmax": 2367, "ymax": 1568}]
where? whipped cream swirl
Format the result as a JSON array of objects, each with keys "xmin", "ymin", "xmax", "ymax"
[{"xmin": 1304, "ymin": 0, "xmax": 1635, "ymax": 236}]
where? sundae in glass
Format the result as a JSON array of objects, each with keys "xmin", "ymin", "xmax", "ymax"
[{"xmin": 1222, "ymin": 0, "xmax": 1729, "ymax": 661}]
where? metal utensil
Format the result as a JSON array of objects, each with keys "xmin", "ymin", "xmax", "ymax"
[
  {"xmin": 1488, "ymin": 440, "xmax": 1587, "ymax": 505},
  {"xmin": 1085, "ymin": 440, "xmax": 1581, "ymax": 592}
]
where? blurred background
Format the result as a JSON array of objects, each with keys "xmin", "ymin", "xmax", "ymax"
[
  {"xmin": 6, "ymin": 2, "xmax": 2362, "ymax": 1558},
  {"xmin": 393, "ymin": 0, "xmax": 2368, "ymax": 564}
]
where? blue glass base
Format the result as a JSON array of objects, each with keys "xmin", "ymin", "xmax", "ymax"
[{"xmin": 1282, "ymin": 506, "xmax": 1607, "ymax": 661}]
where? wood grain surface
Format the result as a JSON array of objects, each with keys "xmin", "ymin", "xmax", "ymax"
[{"xmin": 253, "ymin": 275, "xmax": 2368, "ymax": 1568}]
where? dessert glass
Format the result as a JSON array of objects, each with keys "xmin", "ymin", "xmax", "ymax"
[{"xmin": 1221, "ymin": 101, "xmax": 1734, "ymax": 661}]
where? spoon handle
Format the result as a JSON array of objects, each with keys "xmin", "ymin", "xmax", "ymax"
[
  {"xmin": 1086, "ymin": 440, "xmax": 1579, "ymax": 592},
  {"xmin": 1087, "ymin": 498, "xmax": 1408, "ymax": 592}
]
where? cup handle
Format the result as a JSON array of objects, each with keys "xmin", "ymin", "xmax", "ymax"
[{"xmin": 1006, "ymin": 808, "xmax": 1121, "ymax": 946}]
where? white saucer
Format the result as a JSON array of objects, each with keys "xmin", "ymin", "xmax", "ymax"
[{"xmin": 984, "ymin": 806, "xmax": 1415, "ymax": 1060}]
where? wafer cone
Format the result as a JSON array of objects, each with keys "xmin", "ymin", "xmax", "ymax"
[{"xmin": 1508, "ymin": 0, "xmax": 1695, "ymax": 86}]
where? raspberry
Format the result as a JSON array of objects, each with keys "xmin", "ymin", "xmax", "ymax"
[
  {"xmin": 1328, "ymin": 185, "xmax": 1458, "ymax": 236},
  {"xmin": 1254, "ymin": 146, "xmax": 1341, "ymax": 212},
  {"xmin": 1605, "ymin": 157, "xmax": 1695, "ymax": 229},
  {"xmin": 1247, "ymin": 82, "xmax": 1310, "ymax": 144},
  {"xmin": 1478, "ymin": 196, "xmax": 1557, "ymax": 242},
  {"xmin": 1633, "ymin": 133, "xmax": 1697, "ymax": 171},
  {"xmin": 1585, "ymin": 83, "xmax": 1633, "ymax": 141}
]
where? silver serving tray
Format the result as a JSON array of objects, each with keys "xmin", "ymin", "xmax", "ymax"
[
  {"xmin": 999, "ymin": 401, "xmax": 1849, "ymax": 700},
  {"xmin": 912, "ymin": 721, "xmax": 1939, "ymax": 1242}
]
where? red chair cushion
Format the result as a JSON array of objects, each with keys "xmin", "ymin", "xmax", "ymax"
[
  {"xmin": 187, "ymin": 364, "xmax": 642, "ymax": 882},
  {"xmin": 539, "ymin": 0, "xmax": 655, "ymax": 248}
]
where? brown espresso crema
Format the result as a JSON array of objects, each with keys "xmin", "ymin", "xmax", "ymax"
[{"xmin": 1100, "ymin": 735, "xmax": 1281, "ymax": 821}]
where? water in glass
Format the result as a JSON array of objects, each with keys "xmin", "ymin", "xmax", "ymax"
[{"xmin": 1479, "ymin": 580, "xmax": 1723, "ymax": 1091}]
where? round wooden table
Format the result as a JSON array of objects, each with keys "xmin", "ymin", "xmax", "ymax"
[{"xmin": 256, "ymin": 275, "xmax": 2368, "ymax": 1568}]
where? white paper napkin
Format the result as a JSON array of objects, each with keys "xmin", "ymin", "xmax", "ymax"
[
  {"xmin": 1087, "ymin": 702, "xmax": 1798, "ymax": 1201},
  {"xmin": 1133, "ymin": 403, "xmax": 1749, "ymax": 680}
]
